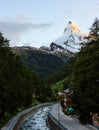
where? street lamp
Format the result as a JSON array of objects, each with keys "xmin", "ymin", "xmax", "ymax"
[{"xmin": 58, "ymin": 101, "xmax": 60, "ymax": 129}]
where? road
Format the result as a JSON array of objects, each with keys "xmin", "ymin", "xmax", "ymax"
[{"xmin": 50, "ymin": 103, "xmax": 92, "ymax": 130}]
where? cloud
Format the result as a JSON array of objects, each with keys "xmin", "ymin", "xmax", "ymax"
[
  {"xmin": 95, "ymin": 2, "xmax": 99, "ymax": 6},
  {"xmin": 0, "ymin": 17, "xmax": 53, "ymax": 46}
]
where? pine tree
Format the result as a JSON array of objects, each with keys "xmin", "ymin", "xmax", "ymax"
[
  {"xmin": 0, "ymin": 32, "xmax": 9, "ymax": 47},
  {"xmin": 72, "ymin": 40, "xmax": 99, "ymax": 124},
  {"xmin": 89, "ymin": 18, "xmax": 99, "ymax": 40}
]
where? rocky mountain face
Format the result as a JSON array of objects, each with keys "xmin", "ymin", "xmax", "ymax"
[{"xmin": 41, "ymin": 21, "xmax": 87, "ymax": 54}]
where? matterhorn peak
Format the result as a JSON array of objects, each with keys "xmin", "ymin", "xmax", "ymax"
[
  {"xmin": 64, "ymin": 21, "xmax": 81, "ymax": 33},
  {"xmin": 50, "ymin": 21, "xmax": 86, "ymax": 54}
]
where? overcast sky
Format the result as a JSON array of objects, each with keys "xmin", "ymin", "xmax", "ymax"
[{"xmin": 0, "ymin": 0, "xmax": 99, "ymax": 47}]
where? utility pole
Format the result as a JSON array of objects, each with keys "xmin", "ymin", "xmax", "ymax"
[{"xmin": 58, "ymin": 101, "xmax": 60, "ymax": 129}]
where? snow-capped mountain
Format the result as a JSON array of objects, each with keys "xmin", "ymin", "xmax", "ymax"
[{"xmin": 50, "ymin": 21, "xmax": 87, "ymax": 54}]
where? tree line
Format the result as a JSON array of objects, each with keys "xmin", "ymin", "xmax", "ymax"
[
  {"xmin": 62, "ymin": 18, "xmax": 99, "ymax": 124},
  {"xmin": 72, "ymin": 18, "xmax": 99, "ymax": 123},
  {"xmin": 0, "ymin": 33, "xmax": 52, "ymax": 124}
]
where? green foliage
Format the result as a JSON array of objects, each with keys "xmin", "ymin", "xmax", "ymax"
[
  {"xmin": 0, "ymin": 39, "xmax": 35, "ymax": 119},
  {"xmin": 0, "ymin": 33, "xmax": 52, "ymax": 126},
  {"xmin": 13, "ymin": 48, "xmax": 65, "ymax": 78},
  {"xmin": 51, "ymin": 79, "xmax": 64, "ymax": 94},
  {"xmin": 0, "ymin": 112, "xmax": 13, "ymax": 128},
  {"xmin": 45, "ymin": 57, "xmax": 75, "ymax": 85},
  {"xmin": 50, "ymin": 76, "xmax": 74, "ymax": 101},
  {"xmin": 0, "ymin": 32, "xmax": 9, "ymax": 47},
  {"xmin": 72, "ymin": 40, "xmax": 99, "ymax": 123},
  {"xmin": 35, "ymin": 80, "xmax": 52, "ymax": 102},
  {"xmin": 89, "ymin": 17, "xmax": 99, "ymax": 40}
]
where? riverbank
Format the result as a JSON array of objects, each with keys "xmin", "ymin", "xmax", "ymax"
[{"xmin": 1, "ymin": 103, "xmax": 51, "ymax": 130}]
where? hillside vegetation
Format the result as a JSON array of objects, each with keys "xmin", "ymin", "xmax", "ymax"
[
  {"xmin": 0, "ymin": 33, "xmax": 52, "ymax": 127},
  {"xmin": 12, "ymin": 47, "xmax": 69, "ymax": 78},
  {"xmin": 45, "ymin": 57, "xmax": 75, "ymax": 85},
  {"xmin": 72, "ymin": 39, "xmax": 99, "ymax": 123}
]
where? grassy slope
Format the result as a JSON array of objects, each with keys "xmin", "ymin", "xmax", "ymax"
[{"xmin": 51, "ymin": 79, "xmax": 66, "ymax": 94}]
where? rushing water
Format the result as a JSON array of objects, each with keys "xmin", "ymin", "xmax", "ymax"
[{"xmin": 19, "ymin": 106, "xmax": 51, "ymax": 130}]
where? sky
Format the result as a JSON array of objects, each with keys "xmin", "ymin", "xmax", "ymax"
[{"xmin": 0, "ymin": 0, "xmax": 99, "ymax": 47}]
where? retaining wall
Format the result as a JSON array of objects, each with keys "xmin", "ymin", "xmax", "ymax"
[{"xmin": 49, "ymin": 111, "xmax": 68, "ymax": 130}]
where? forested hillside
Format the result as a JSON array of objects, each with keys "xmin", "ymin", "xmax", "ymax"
[
  {"xmin": 71, "ymin": 18, "xmax": 99, "ymax": 123},
  {"xmin": 72, "ymin": 39, "xmax": 99, "ymax": 123},
  {"xmin": 0, "ymin": 33, "xmax": 52, "ymax": 127},
  {"xmin": 12, "ymin": 47, "xmax": 69, "ymax": 78},
  {"xmin": 45, "ymin": 57, "xmax": 75, "ymax": 85}
]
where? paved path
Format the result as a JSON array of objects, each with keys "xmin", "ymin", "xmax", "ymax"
[{"xmin": 50, "ymin": 103, "xmax": 92, "ymax": 130}]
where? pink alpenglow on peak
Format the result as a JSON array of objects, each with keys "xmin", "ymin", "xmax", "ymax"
[
  {"xmin": 52, "ymin": 21, "xmax": 87, "ymax": 54},
  {"xmin": 64, "ymin": 21, "xmax": 81, "ymax": 33}
]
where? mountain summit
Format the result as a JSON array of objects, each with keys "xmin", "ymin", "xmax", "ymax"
[
  {"xmin": 50, "ymin": 21, "xmax": 86, "ymax": 54},
  {"xmin": 64, "ymin": 21, "xmax": 81, "ymax": 33}
]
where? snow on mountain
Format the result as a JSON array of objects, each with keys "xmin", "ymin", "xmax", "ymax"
[{"xmin": 51, "ymin": 21, "xmax": 87, "ymax": 53}]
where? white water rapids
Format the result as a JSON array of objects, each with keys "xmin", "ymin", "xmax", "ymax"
[{"xmin": 19, "ymin": 106, "xmax": 51, "ymax": 130}]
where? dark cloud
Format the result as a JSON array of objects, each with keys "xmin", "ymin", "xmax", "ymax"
[
  {"xmin": 0, "ymin": 19, "xmax": 53, "ymax": 46},
  {"xmin": 0, "ymin": 20, "xmax": 53, "ymax": 32}
]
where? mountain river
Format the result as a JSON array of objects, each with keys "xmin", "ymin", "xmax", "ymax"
[{"xmin": 19, "ymin": 106, "xmax": 51, "ymax": 130}]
